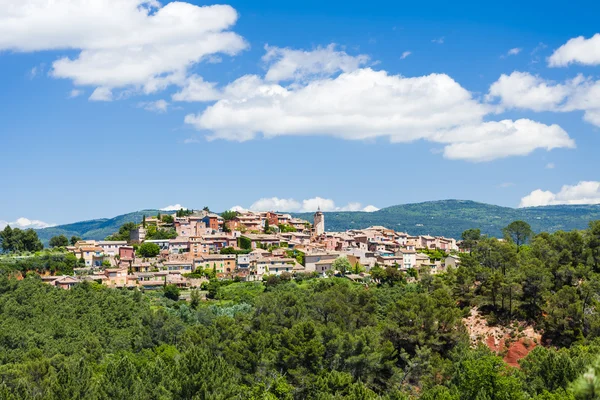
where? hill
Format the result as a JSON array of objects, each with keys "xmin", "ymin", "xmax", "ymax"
[
  {"xmin": 36, "ymin": 209, "xmax": 161, "ymax": 245},
  {"xmin": 292, "ymin": 200, "xmax": 600, "ymax": 238},
  {"xmin": 35, "ymin": 200, "xmax": 600, "ymax": 244}
]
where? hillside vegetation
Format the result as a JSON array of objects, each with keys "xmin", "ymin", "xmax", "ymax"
[
  {"xmin": 294, "ymin": 200, "xmax": 600, "ymax": 238},
  {"xmin": 36, "ymin": 209, "xmax": 160, "ymax": 245},
  {"xmin": 3, "ymin": 220, "xmax": 600, "ymax": 398},
  {"xmin": 35, "ymin": 201, "xmax": 600, "ymax": 244}
]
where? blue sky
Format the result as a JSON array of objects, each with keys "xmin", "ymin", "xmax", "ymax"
[{"xmin": 1, "ymin": 0, "xmax": 600, "ymax": 228}]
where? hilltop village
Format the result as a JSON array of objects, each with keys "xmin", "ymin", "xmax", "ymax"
[{"xmin": 45, "ymin": 208, "xmax": 462, "ymax": 290}]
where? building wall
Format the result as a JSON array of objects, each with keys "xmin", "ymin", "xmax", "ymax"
[{"xmin": 313, "ymin": 211, "xmax": 325, "ymax": 236}]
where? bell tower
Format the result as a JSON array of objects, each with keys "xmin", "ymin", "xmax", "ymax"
[{"xmin": 313, "ymin": 206, "xmax": 325, "ymax": 236}]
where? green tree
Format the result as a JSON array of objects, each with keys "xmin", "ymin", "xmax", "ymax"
[
  {"xmin": 221, "ymin": 210, "xmax": 238, "ymax": 221},
  {"xmin": 332, "ymin": 257, "xmax": 351, "ymax": 273},
  {"xmin": 163, "ymin": 284, "xmax": 180, "ymax": 301},
  {"xmin": 105, "ymin": 222, "xmax": 136, "ymax": 241},
  {"xmin": 264, "ymin": 219, "xmax": 270, "ymax": 234},
  {"xmin": 190, "ymin": 289, "xmax": 201, "ymax": 309},
  {"xmin": 0, "ymin": 225, "xmax": 14, "ymax": 252},
  {"xmin": 49, "ymin": 235, "xmax": 70, "ymax": 248},
  {"xmin": 503, "ymin": 220, "xmax": 533, "ymax": 250},
  {"xmin": 461, "ymin": 228, "xmax": 481, "ymax": 254},
  {"xmin": 587, "ymin": 221, "xmax": 600, "ymax": 272},
  {"xmin": 137, "ymin": 242, "xmax": 160, "ymax": 258},
  {"xmin": 70, "ymin": 236, "xmax": 82, "ymax": 246}
]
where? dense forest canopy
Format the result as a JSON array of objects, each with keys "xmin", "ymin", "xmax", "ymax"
[{"xmin": 2, "ymin": 221, "xmax": 600, "ymax": 398}]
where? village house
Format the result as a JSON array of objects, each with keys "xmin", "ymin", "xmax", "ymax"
[
  {"xmin": 72, "ymin": 246, "xmax": 104, "ymax": 267},
  {"xmin": 237, "ymin": 254, "xmax": 251, "ymax": 269},
  {"xmin": 194, "ymin": 254, "xmax": 236, "ymax": 273},
  {"xmin": 255, "ymin": 257, "xmax": 296, "ymax": 276},
  {"xmin": 445, "ymin": 254, "xmax": 461, "ymax": 269},
  {"xmin": 201, "ymin": 234, "xmax": 236, "ymax": 252},
  {"xmin": 289, "ymin": 218, "xmax": 309, "ymax": 231},
  {"xmin": 240, "ymin": 233, "xmax": 282, "ymax": 250},
  {"xmin": 315, "ymin": 259, "xmax": 335, "ymax": 273},
  {"xmin": 248, "ymin": 248, "xmax": 271, "ymax": 261},
  {"xmin": 376, "ymin": 254, "xmax": 404, "ymax": 267},
  {"xmin": 163, "ymin": 261, "xmax": 194, "ymax": 273},
  {"xmin": 41, "ymin": 275, "xmax": 81, "ymax": 290},
  {"xmin": 104, "ymin": 267, "xmax": 128, "ymax": 287},
  {"xmin": 97, "ymin": 240, "xmax": 127, "ymax": 256},
  {"xmin": 304, "ymin": 251, "xmax": 339, "ymax": 272},
  {"xmin": 168, "ymin": 237, "xmax": 189, "ymax": 254},
  {"xmin": 399, "ymin": 249, "xmax": 417, "ymax": 269},
  {"xmin": 201, "ymin": 213, "xmax": 224, "ymax": 232},
  {"xmin": 130, "ymin": 261, "xmax": 153, "ymax": 273}
]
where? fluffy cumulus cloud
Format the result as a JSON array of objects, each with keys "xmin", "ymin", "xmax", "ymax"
[
  {"xmin": 0, "ymin": 0, "xmax": 246, "ymax": 97},
  {"xmin": 519, "ymin": 181, "xmax": 600, "ymax": 208},
  {"xmin": 172, "ymin": 75, "xmax": 221, "ymax": 102},
  {"xmin": 438, "ymin": 119, "xmax": 574, "ymax": 162},
  {"xmin": 247, "ymin": 197, "xmax": 378, "ymax": 213},
  {"xmin": 249, "ymin": 198, "xmax": 301, "ymax": 212},
  {"xmin": 160, "ymin": 204, "xmax": 186, "ymax": 211},
  {"xmin": 262, "ymin": 44, "xmax": 369, "ymax": 82},
  {"xmin": 487, "ymin": 71, "xmax": 600, "ymax": 126},
  {"xmin": 549, "ymin": 34, "xmax": 600, "ymax": 67},
  {"xmin": 507, "ymin": 47, "xmax": 522, "ymax": 56},
  {"xmin": 184, "ymin": 51, "xmax": 574, "ymax": 161},
  {"xmin": 0, "ymin": 218, "xmax": 54, "ymax": 230}
]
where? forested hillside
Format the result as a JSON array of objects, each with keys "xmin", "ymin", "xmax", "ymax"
[
  {"xmin": 294, "ymin": 200, "xmax": 600, "ymax": 238},
  {"xmin": 36, "ymin": 210, "xmax": 160, "ymax": 245},
  {"xmin": 3, "ymin": 220, "xmax": 600, "ymax": 398},
  {"xmin": 35, "ymin": 201, "xmax": 600, "ymax": 244}
]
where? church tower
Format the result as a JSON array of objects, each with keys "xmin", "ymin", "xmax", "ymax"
[{"xmin": 313, "ymin": 207, "xmax": 325, "ymax": 236}]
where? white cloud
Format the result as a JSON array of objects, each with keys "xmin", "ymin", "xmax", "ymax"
[
  {"xmin": 507, "ymin": 48, "xmax": 522, "ymax": 56},
  {"xmin": 362, "ymin": 205, "xmax": 380, "ymax": 212},
  {"xmin": 160, "ymin": 204, "xmax": 186, "ymax": 211},
  {"xmin": 487, "ymin": 71, "xmax": 576, "ymax": 111},
  {"xmin": 549, "ymin": 34, "xmax": 600, "ymax": 67},
  {"xmin": 546, "ymin": 162, "xmax": 555, "ymax": 169},
  {"xmin": 139, "ymin": 99, "xmax": 169, "ymax": 113},
  {"xmin": 89, "ymin": 87, "xmax": 113, "ymax": 102},
  {"xmin": 0, "ymin": 217, "xmax": 54, "ymax": 230},
  {"xmin": 499, "ymin": 182, "xmax": 514, "ymax": 188},
  {"xmin": 519, "ymin": 181, "xmax": 600, "ymax": 207},
  {"xmin": 400, "ymin": 51, "xmax": 412, "ymax": 59},
  {"xmin": 0, "ymin": 0, "xmax": 246, "ymax": 97},
  {"xmin": 250, "ymin": 197, "xmax": 301, "ymax": 212},
  {"xmin": 432, "ymin": 37, "xmax": 445, "ymax": 44},
  {"xmin": 229, "ymin": 205, "xmax": 247, "ymax": 212},
  {"xmin": 262, "ymin": 44, "xmax": 369, "ymax": 82},
  {"xmin": 172, "ymin": 75, "xmax": 221, "ymax": 102},
  {"xmin": 69, "ymin": 89, "xmax": 83, "ymax": 98},
  {"xmin": 247, "ymin": 197, "xmax": 378, "ymax": 212},
  {"xmin": 487, "ymin": 71, "xmax": 600, "ymax": 126},
  {"xmin": 438, "ymin": 119, "xmax": 574, "ymax": 162},
  {"xmin": 185, "ymin": 62, "xmax": 574, "ymax": 161}
]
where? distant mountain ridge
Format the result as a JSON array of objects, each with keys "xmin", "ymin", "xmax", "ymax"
[
  {"xmin": 36, "ymin": 209, "xmax": 161, "ymax": 245},
  {"xmin": 293, "ymin": 200, "xmax": 600, "ymax": 239},
  {"xmin": 35, "ymin": 200, "xmax": 600, "ymax": 245}
]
